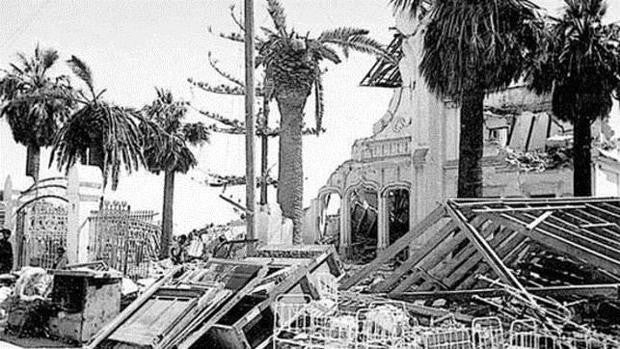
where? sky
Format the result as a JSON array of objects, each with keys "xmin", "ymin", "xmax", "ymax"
[{"xmin": 1, "ymin": 0, "xmax": 620, "ymax": 233}]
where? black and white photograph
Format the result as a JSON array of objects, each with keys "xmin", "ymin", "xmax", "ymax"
[{"xmin": 1, "ymin": 0, "xmax": 620, "ymax": 348}]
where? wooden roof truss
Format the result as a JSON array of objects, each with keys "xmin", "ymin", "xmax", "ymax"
[{"xmin": 340, "ymin": 197, "xmax": 620, "ymax": 301}]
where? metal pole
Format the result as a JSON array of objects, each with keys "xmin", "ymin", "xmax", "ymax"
[
  {"xmin": 244, "ymin": 0, "xmax": 256, "ymax": 241},
  {"xmin": 259, "ymin": 106, "xmax": 268, "ymax": 205}
]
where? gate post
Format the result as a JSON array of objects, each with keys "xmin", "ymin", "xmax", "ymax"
[{"xmin": 67, "ymin": 166, "xmax": 80, "ymax": 264}]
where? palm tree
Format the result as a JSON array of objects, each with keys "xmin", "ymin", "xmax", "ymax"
[
  {"xmin": 50, "ymin": 56, "xmax": 144, "ymax": 190},
  {"xmin": 0, "ymin": 45, "xmax": 74, "ymax": 182},
  {"xmin": 141, "ymin": 88, "xmax": 210, "ymax": 258},
  {"xmin": 527, "ymin": 0, "xmax": 620, "ymax": 196},
  {"xmin": 258, "ymin": 0, "xmax": 392, "ymax": 243},
  {"xmin": 389, "ymin": 0, "xmax": 543, "ymax": 198}
]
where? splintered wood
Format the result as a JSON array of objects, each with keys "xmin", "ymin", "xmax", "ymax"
[
  {"xmin": 86, "ymin": 244, "xmax": 342, "ymax": 349},
  {"xmin": 340, "ymin": 197, "xmax": 620, "ymax": 337}
]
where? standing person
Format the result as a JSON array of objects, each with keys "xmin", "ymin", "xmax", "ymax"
[
  {"xmin": 0, "ymin": 229, "xmax": 13, "ymax": 274},
  {"xmin": 170, "ymin": 234, "xmax": 188, "ymax": 265},
  {"xmin": 53, "ymin": 246, "xmax": 69, "ymax": 269}
]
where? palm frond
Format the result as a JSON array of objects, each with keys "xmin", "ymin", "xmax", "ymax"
[
  {"xmin": 140, "ymin": 90, "xmax": 209, "ymax": 175},
  {"xmin": 182, "ymin": 121, "xmax": 210, "ymax": 145},
  {"xmin": 388, "ymin": 0, "xmax": 432, "ymax": 17},
  {"xmin": 0, "ymin": 45, "xmax": 74, "ymax": 148},
  {"xmin": 320, "ymin": 30, "xmax": 395, "ymax": 64},
  {"xmin": 41, "ymin": 48, "xmax": 59, "ymax": 70},
  {"xmin": 66, "ymin": 55, "xmax": 94, "ymax": 92},
  {"xmin": 266, "ymin": 0, "xmax": 288, "ymax": 37},
  {"xmin": 51, "ymin": 103, "xmax": 144, "ymax": 190}
]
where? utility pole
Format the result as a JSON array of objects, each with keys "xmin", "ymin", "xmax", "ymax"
[
  {"xmin": 259, "ymin": 103, "xmax": 268, "ymax": 205},
  {"xmin": 244, "ymin": 0, "xmax": 256, "ymax": 242}
]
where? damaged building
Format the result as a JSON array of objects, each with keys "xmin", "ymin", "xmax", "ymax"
[{"xmin": 304, "ymin": 10, "xmax": 620, "ymax": 263}]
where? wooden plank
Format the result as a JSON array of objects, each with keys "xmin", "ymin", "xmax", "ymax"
[
  {"xmin": 595, "ymin": 202, "xmax": 620, "ymax": 218},
  {"xmin": 386, "ymin": 283, "xmax": 620, "ymax": 302},
  {"xmin": 446, "ymin": 204, "xmax": 531, "ymax": 297},
  {"xmin": 482, "ymin": 213, "xmax": 620, "ymax": 276},
  {"xmin": 542, "ymin": 213, "xmax": 620, "ymax": 252},
  {"xmin": 390, "ymin": 221, "xmax": 486, "ymax": 294},
  {"xmin": 389, "ymin": 228, "xmax": 472, "ymax": 294},
  {"xmin": 558, "ymin": 210, "xmax": 620, "ymax": 244},
  {"xmin": 339, "ymin": 204, "xmax": 446, "ymax": 290},
  {"xmin": 445, "ymin": 229, "xmax": 523, "ymax": 290},
  {"xmin": 427, "ymin": 223, "xmax": 509, "ymax": 289},
  {"xmin": 173, "ymin": 266, "xmax": 269, "ymax": 349},
  {"xmin": 85, "ymin": 265, "xmax": 184, "ymax": 349},
  {"xmin": 471, "ymin": 205, "xmax": 585, "ymax": 214},
  {"xmin": 156, "ymin": 290, "xmax": 232, "ymax": 349},
  {"xmin": 514, "ymin": 211, "xmax": 620, "ymax": 261},
  {"xmin": 340, "ymin": 291, "xmax": 473, "ymax": 324},
  {"xmin": 455, "ymin": 233, "xmax": 528, "ymax": 290},
  {"xmin": 526, "ymin": 211, "xmax": 553, "ymax": 230},
  {"xmin": 371, "ymin": 219, "xmax": 457, "ymax": 293},
  {"xmin": 586, "ymin": 203, "xmax": 620, "ymax": 221},
  {"xmin": 452, "ymin": 197, "xmax": 620, "ymax": 206}
]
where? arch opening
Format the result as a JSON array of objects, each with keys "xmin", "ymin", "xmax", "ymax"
[{"xmin": 348, "ymin": 186, "xmax": 378, "ymax": 264}]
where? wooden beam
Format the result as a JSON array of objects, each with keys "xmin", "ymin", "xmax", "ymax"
[
  {"xmin": 481, "ymin": 212, "xmax": 620, "ymax": 276},
  {"xmin": 579, "ymin": 222, "xmax": 618, "ymax": 229},
  {"xmin": 386, "ymin": 283, "xmax": 620, "ymax": 302},
  {"xmin": 339, "ymin": 204, "xmax": 446, "ymax": 290},
  {"xmin": 451, "ymin": 197, "xmax": 620, "ymax": 207},
  {"xmin": 514, "ymin": 211, "xmax": 620, "ymax": 261},
  {"xmin": 446, "ymin": 229, "xmax": 525, "ymax": 290},
  {"xmin": 431, "ymin": 224, "xmax": 509, "ymax": 288},
  {"xmin": 86, "ymin": 265, "xmax": 184, "ymax": 349},
  {"xmin": 389, "ymin": 229, "xmax": 472, "ymax": 294},
  {"xmin": 339, "ymin": 291, "xmax": 473, "ymax": 324},
  {"xmin": 471, "ymin": 205, "xmax": 585, "ymax": 214},
  {"xmin": 446, "ymin": 204, "xmax": 529, "ymax": 295},
  {"xmin": 586, "ymin": 203, "xmax": 620, "ymax": 221},
  {"xmin": 388, "ymin": 219, "xmax": 488, "ymax": 294},
  {"xmin": 371, "ymin": 219, "xmax": 457, "ymax": 293},
  {"xmin": 456, "ymin": 234, "xmax": 528, "ymax": 290},
  {"xmin": 175, "ymin": 266, "xmax": 269, "ymax": 349},
  {"xmin": 526, "ymin": 211, "xmax": 553, "ymax": 231}
]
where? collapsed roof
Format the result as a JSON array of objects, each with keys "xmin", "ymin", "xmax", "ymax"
[{"xmin": 341, "ymin": 197, "xmax": 620, "ymax": 295}]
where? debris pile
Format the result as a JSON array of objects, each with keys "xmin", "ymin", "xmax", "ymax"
[
  {"xmin": 338, "ymin": 198, "xmax": 620, "ymax": 342},
  {"xmin": 86, "ymin": 244, "xmax": 342, "ymax": 349},
  {"xmin": 505, "ymin": 146, "xmax": 571, "ymax": 172}
]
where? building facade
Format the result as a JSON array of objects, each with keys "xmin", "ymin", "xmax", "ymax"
[{"xmin": 305, "ymin": 13, "xmax": 620, "ymax": 258}]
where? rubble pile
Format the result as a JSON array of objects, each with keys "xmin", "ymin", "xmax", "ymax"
[
  {"xmin": 505, "ymin": 146, "xmax": 571, "ymax": 172},
  {"xmin": 338, "ymin": 198, "xmax": 620, "ymax": 341},
  {"xmin": 86, "ymin": 244, "xmax": 342, "ymax": 349}
]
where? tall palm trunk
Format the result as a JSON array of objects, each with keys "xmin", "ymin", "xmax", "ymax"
[
  {"xmin": 25, "ymin": 145, "xmax": 41, "ymax": 183},
  {"xmin": 276, "ymin": 87, "xmax": 309, "ymax": 244},
  {"xmin": 160, "ymin": 170, "xmax": 175, "ymax": 258},
  {"xmin": 457, "ymin": 88, "xmax": 485, "ymax": 198},
  {"xmin": 573, "ymin": 115, "xmax": 592, "ymax": 196}
]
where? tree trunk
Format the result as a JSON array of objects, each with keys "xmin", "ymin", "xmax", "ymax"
[
  {"xmin": 25, "ymin": 145, "xmax": 40, "ymax": 183},
  {"xmin": 160, "ymin": 170, "xmax": 175, "ymax": 259},
  {"xmin": 573, "ymin": 115, "xmax": 592, "ymax": 196},
  {"xmin": 457, "ymin": 88, "xmax": 485, "ymax": 198},
  {"xmin": 275, "ymin": 88, "xmax": 309, "ymax": 244}
]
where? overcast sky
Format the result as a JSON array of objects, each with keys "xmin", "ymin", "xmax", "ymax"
[{"xmin": 1, "ymin": 0, "xmax": 619, "ymax": 233}]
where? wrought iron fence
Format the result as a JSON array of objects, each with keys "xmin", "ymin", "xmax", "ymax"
[
  {"xmin": 16, "ymin": 200, "xmax": 68, "ymax": 269},
  {"xmin": 88, "ymin": 201, "xmax": 160, "ymax": 280}
]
